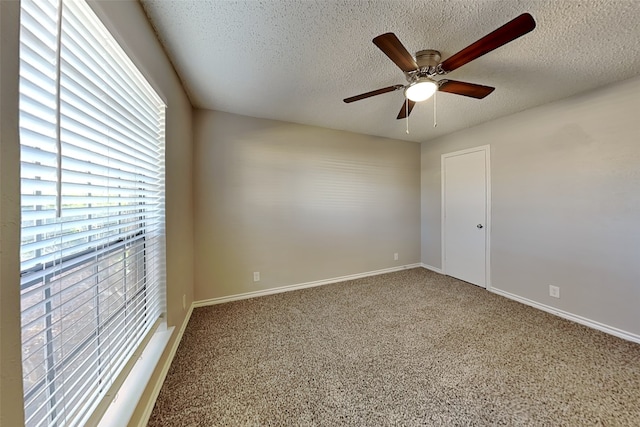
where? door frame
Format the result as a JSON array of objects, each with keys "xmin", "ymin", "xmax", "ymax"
[{"xmin": 441, "ymin": 144, "xmax": 492, "ymax": 289}]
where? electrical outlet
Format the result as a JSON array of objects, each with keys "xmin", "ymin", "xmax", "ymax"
[
  {"xmin": 182, "ymin": 294, "xmax": 186, "ymax": 310},
  {"xmin": 394, "ymin": 253, "xmax": 399, "ymax": 261},
  {"xmin": 253, "ymin": 272, "xmax": 260, "ymax": 282},
  {"xmin": 549, "ymin": 285, "xmax": 560, "ymax": 298}
]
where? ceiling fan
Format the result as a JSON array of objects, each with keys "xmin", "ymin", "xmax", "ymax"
[{"xmin": 343, "ymin": 13, "xmax": 536, "ymax": 120}]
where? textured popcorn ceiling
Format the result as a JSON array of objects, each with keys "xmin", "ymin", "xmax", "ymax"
[{"xmin": 140, "ymin": 0, "xmax": 640, "ymax": 143}]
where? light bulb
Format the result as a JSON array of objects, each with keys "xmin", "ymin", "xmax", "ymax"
[{"xmin": 404, "ymin": 79, "xmax": 438, "ymax": 102}]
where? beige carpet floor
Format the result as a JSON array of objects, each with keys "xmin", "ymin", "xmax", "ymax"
[{"xmin": 148, "ymin": 268, "xmax": 640, "ymax": 426}]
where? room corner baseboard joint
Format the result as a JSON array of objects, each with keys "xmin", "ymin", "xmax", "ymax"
[{"xmin": 421, "ymin": 263, "xmax": 444, "ymax": 274}]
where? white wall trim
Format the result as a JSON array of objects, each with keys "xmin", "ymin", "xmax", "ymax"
[
  {"xmin": 490, "ymin": 287, "xmax": 640, "ymax": 345},
  {"xmin": 194, "ymin": 264, "xmax": 422, "ymax": 307},
  {"xmin": 421, "ymin": 263, "xmax": 444, "ymax": 274},
  {"xmin": 137, "ymin": 304, "xmax": 195, "ymax": 426}
]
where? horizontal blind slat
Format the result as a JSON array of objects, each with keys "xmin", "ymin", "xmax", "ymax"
[
  {"xmin": 61, "ymin": 140, "xmax": 161, "ymax": 175},
  {"xmin": 21, "ymin": 220, "xmax": 155, "ymax": 260},
  {"xmin": 20, "ymin": 209, "xmax": 163, "ymax": 266},
  {"xmin": 22, "ymin": 204, "xmax": 161, "ymax": 222},
  {"xmin": 60, "ymin": 91, "xmax": 159, "ymax": 160},
  {"xmin": 61, "ymin": 64, "xmax": 161, "ymax": 149},
  {"xmin": 60, "ymin": 24, "xmax": 161, "ymax": 137},
  {"xmin": 21, "ymin": 235, "xmax": 162, "ymax": 293},
  {"xmin": 22, "ymin": 177, "xmax": 158, "ymax": 198},
  {"xmin": 21, "ymin": 262, "xmax": 161, "ymax": 345},
  {"xmin": 61, "ymin": 11, "xmax": 161, "ymax": 123},
  {"xmin": 60, "ymin": 156, "xmax": 161, "ymax": 184},
  {"xmin": 22, "ymin": 194, "xmax": 160, "ymax": 207},
  {"xmin": 21, "ymin": 210, "xmax": 156, "ymax": 240},
  {"xmin": 61, "ymin": 128, "xmax": 158, "ymax": 171}
]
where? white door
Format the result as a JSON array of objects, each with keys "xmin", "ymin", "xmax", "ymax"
[{"xmin": 442, "ymin": 146, "xmax": 489, "ymax": 287}]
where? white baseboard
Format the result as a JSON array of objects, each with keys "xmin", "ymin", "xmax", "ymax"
[
  {"xmin": 490, "ymin": 287, "xmax": 640, "ymax": 345},
  {"xmin": 137, "ymin": 303, "xmax": 194, "ymax": 426},
  {"xmin": 421, "ymin": 263, "xmax": 444, "ymax": 274},
  {"xmin": 194, "ymin": 263, "xmax": 423, "ymax": 307}
]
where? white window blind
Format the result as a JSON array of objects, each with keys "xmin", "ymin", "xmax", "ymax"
[{"xmin": 19, "ymin": 0, "xmax": 166, "ymax": 426}]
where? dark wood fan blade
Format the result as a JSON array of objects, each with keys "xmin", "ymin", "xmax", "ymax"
[
  {"xmin": 440, "ymin": 13, "xmax": 536, "ymax": 73},
  {"xmin": 438, "ymin": 80, "xmax": 495, "ymax": 99},
  {"xmin": 373, "ymin": 33, "xmax": 419, "ymax": 73},
  {"xmin": 396, "ymin": 99, "xmax": 416, "ymax": 119},
  {"xmin": 343, "ymin": 85, "xmax": 403, "ymax": 103}
]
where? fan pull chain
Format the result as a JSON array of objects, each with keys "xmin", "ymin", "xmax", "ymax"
[
  {"xmin": 405, "ymin": 98, "xmax": 410, "ymax": 134},
  {"xmin": 433, "ymin": 90, "xmax": 438, "ymax": 128}
]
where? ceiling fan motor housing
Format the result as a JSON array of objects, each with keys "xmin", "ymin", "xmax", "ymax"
[
  {"xmin": 415, "ymin": 49, "xmax": 441, "ymax": 68},
  {"xmin": 407, "ymin": 50, "xmax": 444, "ymax": 83}
]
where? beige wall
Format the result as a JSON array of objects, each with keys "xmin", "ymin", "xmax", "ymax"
[
  {"xmin": 194, "ymin": 110, "xmax": 421, "ymax": 301},
  {"xmin": 1, "ymin": 1, "xmax": 25, "ymax": 425},
  {"xmin": 422, "ymin": 76, "xmax": 640, "ymax": 337},
  {"xmin": 0, "ymin": 1, "xmax": 194, "ymax": 425}
]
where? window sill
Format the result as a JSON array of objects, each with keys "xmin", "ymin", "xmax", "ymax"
[{"xmin": 97, "ymin": 323, "xmax": 174, "ymax": 427}]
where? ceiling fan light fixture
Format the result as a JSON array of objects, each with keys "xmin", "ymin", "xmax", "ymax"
[{"xmin": 405, "ymin": 78, "xmax": 438, "ymax": 102}]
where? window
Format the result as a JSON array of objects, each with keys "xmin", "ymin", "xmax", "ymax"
[{"xmin": 19, "ymin": 0, "xmax": 166, "ymax": 425}]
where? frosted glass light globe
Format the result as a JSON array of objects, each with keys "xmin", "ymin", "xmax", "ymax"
[{"xmin": 404, "ymin": 79, "xmax": 437, "ymax": 102}]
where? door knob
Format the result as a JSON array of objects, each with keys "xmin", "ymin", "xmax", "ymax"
[{"xmin": 477, "ymin": 224, "xmax": 483, "ymax": 229}]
